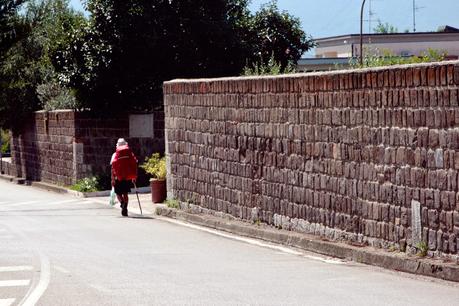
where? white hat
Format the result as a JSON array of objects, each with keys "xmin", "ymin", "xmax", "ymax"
[{"xmin": 116, "ymin": 138, "xmax": 128, "ymax": 147}]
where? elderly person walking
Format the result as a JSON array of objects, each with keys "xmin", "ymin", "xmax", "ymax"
[{"xmin": 110, "ymin": 138, "xmax": 138, "ymax": 216}]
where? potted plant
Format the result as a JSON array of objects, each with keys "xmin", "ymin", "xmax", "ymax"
[{"xmin": 140, "ymin": 153, "xmax": 167, "ymax": 203}]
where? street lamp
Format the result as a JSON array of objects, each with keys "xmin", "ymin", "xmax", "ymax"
[{"xmin": 360, "ymin": 0, "xmax": 367, "ymax": 66}]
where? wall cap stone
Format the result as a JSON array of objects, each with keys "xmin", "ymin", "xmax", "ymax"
[{"xmin": 35, "ymin": 109, "xmax": 75, "ymax": 114}]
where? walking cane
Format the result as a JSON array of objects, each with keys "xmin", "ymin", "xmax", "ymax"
[{"xmin": 133, "ymin": 181, "xmax": 143, "ymax": 215}]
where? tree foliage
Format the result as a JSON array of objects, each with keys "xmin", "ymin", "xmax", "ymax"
[
  {"xmin": 373, "ymin": 20, "xmax": 398, "ymax": 34},
  {"xmin": 0, "ymin": 0, "xmax": 26, "ymax": 54},
  {"xmin": 57, "ymin": 0, "xmax": 249, "ymax": 113},
  {"xmin": 247, "ymin": 1, "xmax": 314, "ymax": 69},
  {"xmin": 57, "ymin": 0, "xmax": 314, "ymax": 113},
  {"xmin": 0, "ymin": 0, "xmax": 84, "ymax": 129},
  {"xmin": 0, "ymin": 128, "xmax": 10, "ymax": 153},
  {"xmin": 1, "ymin": 0, "xmax": 314, "ymax": 127}
]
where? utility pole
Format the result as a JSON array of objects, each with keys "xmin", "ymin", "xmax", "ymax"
[{"xmin": 360, "ymin": 0, "xmax": 367, "ymax": 66}]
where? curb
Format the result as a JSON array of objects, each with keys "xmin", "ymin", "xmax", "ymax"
[
  {"xmin": 28, "ymin": 180, "xmax": 150, "ymax": 198},
  {"xmin": 156, "ymin": 206, "xmax": 459, "ymax": 283},
  {"xmin": 67, "ymin": 186, "xmax": 151, "ymax": 198},
  {"xmin": 0, "ymin": 175, "xmax": 152, "ymax": 198},
  {"xmin": 29, "ymin": 181, "xmax": 70, "ymax": 194},
  {"xmin": 0, "ymin": 174, "xmax": 26, "ymax": 184}
]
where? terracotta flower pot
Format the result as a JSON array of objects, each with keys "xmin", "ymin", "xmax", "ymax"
[{"xmin": 150, "ymin": 179, "xmax": 166, "ymax": 203}]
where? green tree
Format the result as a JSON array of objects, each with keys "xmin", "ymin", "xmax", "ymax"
[
  {"xmin": 58, "ymin": 0, "xmax": 248, "ymax": 113},
  {"xmin": 0, "ymin": 0, "xmax": 27, "ymax": 53},
  {"xmin": 58, "ymin": 0, "xmax": 314, "ymax": 113},
  {"xmin": 373, "ymin": 20, "xmax": 398, "ymax": 34},
  {"xmin": 247, "ymin": 1, "xmax": 314, "ymax": 70},
  {"xmin": 0, "ymin": 128, "xmax": 10, "ymax": 153},
  {"xmin": 0, "ymin": 0, "xmax": 85, "ymax": 129}
]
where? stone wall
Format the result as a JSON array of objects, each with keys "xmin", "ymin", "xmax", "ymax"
[
  {"xmin": 164, "ymin": 61, "xmax": 459, "ymax": 256},
  {"xmin": 11, "ymin": 110, "xmax": 164, "ymax": 186},
  {"xmin": 12, "ymin": 111, "xmax": 75, "ymax": 185},
  {"xmin": 0, "ymin": 158, "xmax": 16, "ymax": 177}
]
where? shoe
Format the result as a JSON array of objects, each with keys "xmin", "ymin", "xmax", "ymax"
[{"xmin": 121, "ymin": 202, "xmax": 128, "ymax": 217}]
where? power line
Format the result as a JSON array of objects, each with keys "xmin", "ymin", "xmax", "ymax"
[{"xmin": 368, "ymin": 0, "xmax": 376, "ymax": 33}]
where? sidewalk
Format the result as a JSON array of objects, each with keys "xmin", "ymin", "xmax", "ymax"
[
  {"xmin": 155, "ymin": 204, "xmax": 459, "ymax": 283},
  {"xmin": 66, "ymin": 187, "xmax": 459, "ymax": 283}
]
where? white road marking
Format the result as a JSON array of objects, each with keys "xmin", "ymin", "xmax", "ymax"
[
  {"xmin": 1, "ymin": 223, "xmax": 51, "ymax": 306},
  {"xmin": 20, "ymin": 251, "xmax": 50, "ymax": 306},
  {"xmin": 0, "ymin": 280, "xmax": 30, "ymax": 287},
  {"xmin": 0, "ymin": 298, "xmax": 15, "ymax": 306},
  {"xmin": 0, "ymin": 266, "xmax": 33, "ymax": 272},
  {"xmin": 157, "ymin": 217, "xmax": 345, "ymax": 265}
]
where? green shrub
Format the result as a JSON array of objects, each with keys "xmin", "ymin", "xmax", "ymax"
[
  {"xmin": 242, "ymin": 54, "xmax": 296, "ymax": 76},
  {"xmin": 165, "ymin": 199, "xmax": 180, "ymax": 209},
  {"xmin": 350, "ymin": 48, "xmax": 446, "ymax": 69},
  {"xmin": 1, "ymin": 129, "xmax": 11, "ymax": 154},
  {"xmin": 70, "ymin": 176, "xmax": 100, "ymax": 192},
  {"xmin": 140, "ymin": 153, "xmax": 166, "ymax": 180},
  {"xmin": 37, "ymin": 82, "xmax": 79, "ymax": 111}
]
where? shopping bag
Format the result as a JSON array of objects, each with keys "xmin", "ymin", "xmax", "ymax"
[{"xmin": 109, "ymin": 187, "xmax": 116, "ymax": 206}]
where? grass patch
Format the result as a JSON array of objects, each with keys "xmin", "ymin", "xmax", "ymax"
[
  {"xmin": 416, "ymin": 241, "xmax": 429, "ymax": 257},
  {"xmin": 165, "ymin": 198, "xmax": 180, "ymax": 209}
]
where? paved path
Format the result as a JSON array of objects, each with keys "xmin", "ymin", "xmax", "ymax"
[{"xmin": 1, "ymin": 180, "xmax": 459, "ymax": 305}]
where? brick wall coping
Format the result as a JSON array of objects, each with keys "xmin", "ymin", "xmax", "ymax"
[
  {"xmin": 164, "ymin": 59, "xmax": 459, "ymax": 85},
  {"xmin": 35, "ymin": 109, "xmax": 75, "ymax": 113}
]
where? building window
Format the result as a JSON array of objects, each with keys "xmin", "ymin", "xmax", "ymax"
[{"xmin": 401, "ymin": 51, "xmax": 410, "ymax": 57}]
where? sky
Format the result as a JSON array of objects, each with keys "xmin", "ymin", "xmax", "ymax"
[{"xmin": 69, "ymin": 0, "xmax": 459, "ymax": 39}]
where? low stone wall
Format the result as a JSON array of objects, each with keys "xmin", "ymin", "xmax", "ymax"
[
  {"xmin": 11, "ymin": 110, "xmax": 165, "ymax": 186},
  {"xmin": 0, "ymin": 158, "xmax": 16, "ymax": 177},
  {"xmin": 12, "ymin": 111, "xmax": 75, "ymax": 185},
  {"xmin": 164, "ymin": 61, "xmax": 459, "ymax": 257}
]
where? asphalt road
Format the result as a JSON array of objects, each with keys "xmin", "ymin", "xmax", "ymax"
[{"xmin": 1, "ymin": 180, "xmax": 459, "ymax": 306}]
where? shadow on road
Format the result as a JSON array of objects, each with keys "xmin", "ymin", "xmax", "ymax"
[{"xmin": 128, "ymin": 215, "xmax": 154, "ymax": 220}]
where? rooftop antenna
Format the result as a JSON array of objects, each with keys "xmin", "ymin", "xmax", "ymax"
[
  {"xmin": 368, "ymin": 0, "xmax": 376, "ymax": 33},
  {"xmin": 413, "ymin": 0, "xmax": 425, "ymax": 32},
  {"xmin": 360, "ymin": 0, "xmax": 367, "ymax": 66}
]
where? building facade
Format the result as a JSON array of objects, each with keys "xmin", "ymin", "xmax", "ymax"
[{"xmin": 298, "ymin": 26, "xmax": 459, "ymax": 72}]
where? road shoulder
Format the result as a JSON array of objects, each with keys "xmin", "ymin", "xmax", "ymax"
[{"xmin": 156, "ymin": 205, "xmax": 459, "ymax": 283}]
